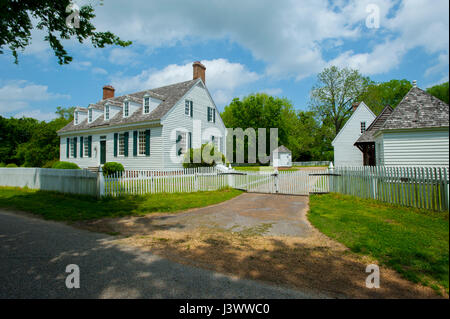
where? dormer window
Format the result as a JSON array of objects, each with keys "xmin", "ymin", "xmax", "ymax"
[
  {"xmin": 74, "ymin": 112, "xmax": 79, "ymax": 125},
  {"xmin": 124, "ymin": 101, "xmax": 129, "ymax": 117},
  {"xmin": 143, "ymin": 96, "xmax": 150, "ymax": 114},
  {"xmin": 88, "ymin": 109, "xmax": 93, "ymax": 122},
  {"xmin": 105, "ymin": 105, "xmax": 110, "ymax": 120}
]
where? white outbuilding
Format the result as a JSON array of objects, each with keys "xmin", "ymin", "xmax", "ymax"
[
  {"xmin": 272, "ymin": 145, "xmax": 292, "ymax": 168},
  {"xmin": 332, "ymin": 102, "xmax": 376, "ymax": 167}
]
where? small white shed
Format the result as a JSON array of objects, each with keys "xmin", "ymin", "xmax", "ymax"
[{"xmin": 272, "ymin": 145, "xmax": 292, "ymax": 167}]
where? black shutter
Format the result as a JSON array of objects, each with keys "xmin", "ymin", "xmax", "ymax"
[
  {"xmin": 213, "ymin": 108, "xmax": 216, "ymax": 123},
  {"xmin": 73, "ymin": 137, "xmax": 77, "ymax": 158},
  {"xmin": 207, "ymin": 107, "xmax": 210, "ymax": 122},
  {"xmin": 188, "ymin": 132, "xmax": 192, "ymax": 149},
  {"xmin": 124, "ymin": 132, "xmax": 129, "ymax": 157},
  {"xmin": 145, "ymin": 129, "xmax": 150, "ymax": 156},
  {"xmin": 80, "ymin": 136, "xmax": 83, "ymax": 158},
  {"xmin": 114, "ymin": 133, "xmax": 118, "ymax": 157},
  {"xmin": 133, "ymin": 131, "xmax": 138, "ymax": 156},
  {"xmin": 190, "ymin": 101, "xmax": 193, "ymax": 117},
  {"xmin": 66, "ymin": 138, "xmax": 70, "ymax": 158},
  {"xmin": 88, "ymin": 136, "xmax": 92, "ymax": 157}
]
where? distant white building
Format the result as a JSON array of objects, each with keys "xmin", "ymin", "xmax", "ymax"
[
  {"xmin": 272, "ymin": 145, "xmax": 292, "ymax": 168},
  {"xmin": 332, "ymin": 102, "xmax": 376, "ymax": 167}
]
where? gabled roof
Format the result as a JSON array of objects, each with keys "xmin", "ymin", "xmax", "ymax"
[
  {"xmin": 273, "ymin": 145, "xmax": 291, "ymax": 153},
  {"xmin": 379, "ymin": 87, "xmax": 449, "ymax": 131},
  {"xmin": 355, "ymin": 105, "xmax": 393, "ymax": 144},
  {"xmin": 58, "ymin": 79, "xmax": 200, "ymax": 133},
  {"xmin": 331, "ymin": 101, "xmax": 376, "ymax": 145}
]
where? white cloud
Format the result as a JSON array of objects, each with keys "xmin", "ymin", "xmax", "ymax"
[
  {"xmin": 0, "ymin": 80, "xmax": 70, "ymax": 113},
  {"xmin": 92, "ymin": 67, "xmax": 108, "ymax": 75},
  {"xmin": 331, "ymin": 0, "xmax": 449, "ymax": 76},
  {"xmin": 111, "ymin": 59, "xmax": 260, "ymax": 106},
  {"xmin": 108, "ymin": 48, "xmax": 139, "ymax": 65},
  {"xmin": 13, "ymin": 109, "xmax": 58, "ymax": 122}
]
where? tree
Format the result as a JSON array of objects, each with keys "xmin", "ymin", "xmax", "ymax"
[
  {"xmin": 360, "ymin": 79, "xmax": 412, "ymax": 114},
  {"xmin": 15, "ymin": 117, "xmax": 69, "ymax": 167},
  {"xmin": 0, "ymin": 0, "xmax": 131, "ymax": 64},
  {"xmin": 309, "ymin": 66, "xmax": 371, "ymax": 136},
  {"xmin": 426, "ymin": 82, "xmax": 449, "ymax": 104},
  {"xmin": 56, "ymin": 106, "xmax": 76, "ymax": 121},
  {"xmin": 287, "ymin": 111, "xmax": 334, "ymax": 162},
  {"xmin": 221, "ymin": 93, "xmax": 297, "ymax": 163}
]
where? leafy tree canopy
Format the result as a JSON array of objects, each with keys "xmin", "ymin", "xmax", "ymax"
[
  {"xmin": 426, "ymin": 82, "xmax": 449, "ymax": 104},
  {"xmin": 0, "ymin": 0, "xmax": 131, "ymax": 64},
  {"xmin": 360, "ymin": 79, "xmax": 412, "ymax": 114},
  {"xmin": 309, "ymin": 66, "xmax": 371, "ymax": 136}
]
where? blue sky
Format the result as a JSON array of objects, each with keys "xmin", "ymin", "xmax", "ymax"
[{"xmin": 0, "ymin": 0, "xmax": 448, "ymax": 121}]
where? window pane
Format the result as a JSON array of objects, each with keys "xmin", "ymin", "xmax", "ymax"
[
  {"xmin": 144, "ymin": 98, "xmax": 150, "ymax": 113},
  {"xmin": 185, "ymin": 100, "xmax": 190, "ymax": 115},
  {"xmin": 138, "ymin": 131, "xmax": 146, "ymax": 155},
  {"xmin": 84, "ymin": 138, "xmax": 89, "ymax": 156},
  {"xmin": 119, "ymin": 133, "xmax": 125, "ymax": 155}
]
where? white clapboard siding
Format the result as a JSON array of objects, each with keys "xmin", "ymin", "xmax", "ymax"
[
  {"xmin": 376, "ymin": 129, "xmax": 449, "ymax": 166},
  {"xmin": 332, "ymin": 102, "xmax": 376, "ymax": 167}
]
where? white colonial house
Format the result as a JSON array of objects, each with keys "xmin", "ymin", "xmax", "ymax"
[
  {"xmin": 372, "ymin": 86, "xmax": 449, "ymax": 166},
  {"xmin": 331, "ymin": 102, "xmax": 376, "ymax": 167},
  {"xmin": 57, "ymin": 62, "xmax": 226, "ymax": 170}
]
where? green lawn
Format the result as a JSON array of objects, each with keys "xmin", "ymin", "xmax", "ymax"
[
  {"xmin": 309, "ymin": 193, "xmax": 449, "ymax": 294},
  {"xmin": 0, "ymin": 186, "xmax": 243, "ymax": 221}
]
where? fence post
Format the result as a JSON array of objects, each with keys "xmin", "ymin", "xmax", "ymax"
[
  {"xmin": 97, "ymin": 166, "xmax": 105, "ymax": 199},
  {"xmin": 194, "ymin": 173, "xmax": 198, "ymax": 192},
  {"xmin": 275, "ymin": 172, "xmax": 279, "ymax": 193}
]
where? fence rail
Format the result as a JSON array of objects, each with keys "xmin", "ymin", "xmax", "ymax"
[
  {"xmin": 329, "ymin": 166, "xmax": 449, "ymax": 211},
  {"xmin": 0, "ymin": 167, "xmax": 98, "ymax": 196},
  {"xmin": 102, "ymin": 167, "xmax": 228, "ymax": 196}
]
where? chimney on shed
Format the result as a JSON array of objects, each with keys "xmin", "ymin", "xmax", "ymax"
[
  {"xmin": 412, "ymin": 80, "xmax": 417, "ymax": 88},
  {"xmin": 352, "ymin": 102, "xmax": 360, "ymax": 112},
  {"xmin": 103, "ymin": 85, "xmax": 115, "ymax": 100},
  {"xmin": 193, "ymin": 61, "xmax": 206, "ymax": 84}
]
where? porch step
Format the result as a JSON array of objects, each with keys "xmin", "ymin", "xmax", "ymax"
[{"xmin": 86, "ymin": 166, "xmax": 100, "ymax": 174}]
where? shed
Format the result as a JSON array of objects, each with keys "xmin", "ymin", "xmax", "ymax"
[{"xmin": 272, "ymin": 145, "xmax": 292, "ymax": 167}]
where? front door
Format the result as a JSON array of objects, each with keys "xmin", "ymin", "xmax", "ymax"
[{"xmin": 100, "ymin": 141, "xmax": 106, "ymax": 165}]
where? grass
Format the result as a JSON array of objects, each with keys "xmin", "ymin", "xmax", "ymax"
[
  {"xmin": 308, "ymin": 193, "xmax": 449, "ymax": 294},
  {"xmin": 0, "ymin": 186, "xmax": 243, "ymax": 221}
]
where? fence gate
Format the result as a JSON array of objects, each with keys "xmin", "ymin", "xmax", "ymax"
[{"xmin": 232, "ymin": 169, "xmax": 331, "ymax": 195}]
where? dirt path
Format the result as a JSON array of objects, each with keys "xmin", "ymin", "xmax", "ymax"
[{"xmin": 76, "ymin": 193, "xmax": 442, "ymax": 299}]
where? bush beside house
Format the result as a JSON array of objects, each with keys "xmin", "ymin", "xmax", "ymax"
[
  {"xmin": 52, "ymin": 161, "xmax": 80, "ymax": 169},
  {"xmin": 102, "ymin": 162, "xmax": 124, "ymax": 176},
  {"xmin": 183, "ymin": 143, "xmax": 228, "ymax": 168},
  {"xmin": 5, "ymin": 163, "xmax": 18, "ymax": 168}
]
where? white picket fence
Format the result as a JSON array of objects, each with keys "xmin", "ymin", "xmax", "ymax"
[
  {"xmin": 102, "ymin": 167, "xmax": 229, "ymax": 196},
  {"xmin": 232, "ymin": 169, "xmax": 329, "ymax": 195},
  {"xmin": 329, "ymin": 166, "xmax": 449, "ymax": 211}
]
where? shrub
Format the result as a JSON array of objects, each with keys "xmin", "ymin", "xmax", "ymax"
[
  {"xmin": 0, "ymin": 162, "xmax": 5, "ymax": 167},
  {"xmin": 52, "ymin": 161, "xmax": 80, "ymax": 169},
  {"xmin": 6, "ymin": 163, "xmax": 18, "ymax": 168},
  {"xmin": 183, "ymin": 143, "xmax": 228, "ymax": 168},
  {"xmin": 42, "ymin": 159, "xmax": 59, "ymax": 168},
  {"xmin": 102, "ymin": 162, "xmax": 124, "ymax": 176}
]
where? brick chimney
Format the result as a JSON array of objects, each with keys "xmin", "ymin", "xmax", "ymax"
[
  {"xmin": 193, "ymin": 61, "xmax": 206, "ymax": 84},
  {"xmin": 103, "ymin": 85, "xmax": 115, "ymax": 100},
  {"xmin": 352, "ymin": 102, "xmax": 360, "ymax": 112}
]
